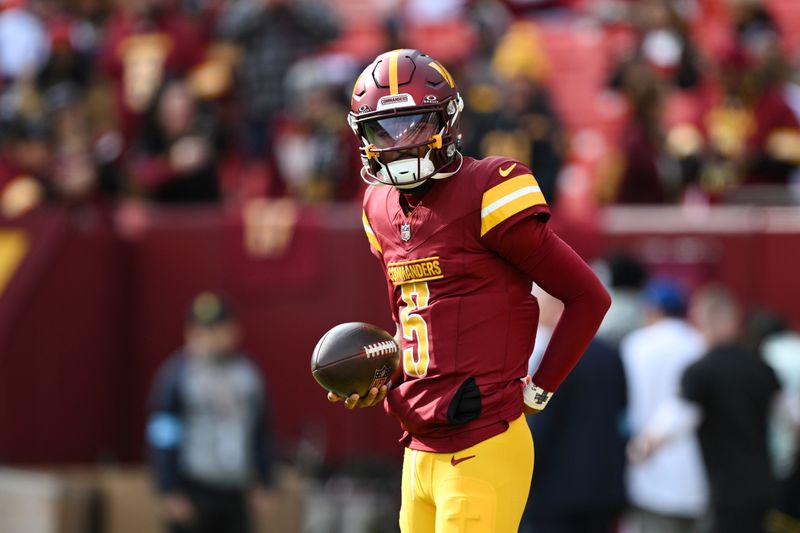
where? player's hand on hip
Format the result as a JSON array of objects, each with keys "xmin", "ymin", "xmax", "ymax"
[
  {"xmin": 521, "ymin": 375, "xmax": 535, "ymax": 415},
  {"xmin": 521, "ymin": 375, "xmax": 546, "ymax": 415},
  {"xmin": 327, "ymin": 384, "xmax": 389, "ymax": 409}
]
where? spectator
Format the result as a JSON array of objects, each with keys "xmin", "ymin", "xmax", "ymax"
[
  {"xmin": 272, "ymin": 55, "xmax": 363, "ymax": 202},
  {"xmin": 129, "ymin": 78, "xmax": 222, "ymax": 203},
  {"xmin": 520, "ymin": 288, "xmax": 628, "ymax": 533},
  {"xmin": 462, "ymin": 21, "xmax": 564, "ymax": 204},
  {"xmin": 609, "ymin": 0, "xmax": 702, "ymax": 91},
  {"xmin": 767, "ymin": 456, "xmax": 800, "ymax": 533},
  {"xmin": 743, "ymin": 309, "xmax": 800, "ymax": 532},
  {"xmin": 36, "ymin": 13, "xmax": 95, "ymax": 94},
  {"xmin": 606, "ymin": 57, "xmax": 675, "ymax": 204},
  {"xmin": 147, "ymin": 291, "xmax": 277, "ymax": 533},
  {"xmin": 788, "ymin": 61, "xmax": 800, "ymax": 194},
  {"xmin": 97, "ymin": 0, "xmax": 208, "ymax": 143},
  {"xmin": 734, "ymin": 4, "xmax": 800, "ymax": 189},
  {"xmin": 216, "ymin": 0, "xmax": 339, "ymax": 160},
  {"xmin": 468, "ymin": 73, "xmax": 565, "ymax": 205},
  {"xmin": 744, "ymin": 310, "xmax": 800, "ymax": 480},
  {"xmin": 630, "ymin": 285, "xmax": 781, "ymax": 533},
  {"xmin": 597, "ymin": 251, "xmax": 649, "ymax": 346},
  {"xmin": 46, "ymin": 84, "xmax": 99, "ymax": 204},
  {"xmin": 675, "ymin": 5, "xmax": 800, "ymax": 203},
  {"xmin": 0, "ymin": 111, "xmax": 51, "ymax": 217},
  {"xmin": 620, "ymin": 277, "xmax": 708, "ymax": 532},
  {"xmin": 0, "ymin": 0, "xmax": 50, "ymax": 82}
]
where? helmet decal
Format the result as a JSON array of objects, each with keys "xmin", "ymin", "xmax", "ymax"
[
  {"xmin": 388, "ymin": 50, "xmax": 399, "ymax": 95},
  {"xmin": 352, "ymin": 73, "xmax": 366, "ymax": 101},
  {"xmin": 428, "ymin": 61, "xmax": 455, "ymax": 88},
  {"xmin": 377, "ymin": 94, "xmax": 416, "ymax": 111}
]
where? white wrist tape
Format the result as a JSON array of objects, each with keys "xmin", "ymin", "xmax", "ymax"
[{"xmin": 523, "ymin": 381, "xmax": 553, "ymax": 410}]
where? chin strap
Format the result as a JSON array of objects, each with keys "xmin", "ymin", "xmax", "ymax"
[
  {"xmin": 360, "ymin": 166, "xmax": 385, "ymax": 187},
  {"xmin": 430, "ymin": 151, "xmax": 463, "ymax": 181}
]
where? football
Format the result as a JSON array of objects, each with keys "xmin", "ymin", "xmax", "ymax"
[{"xmin": 311, "ymin": 322, "xmax": 400, "ymax": 398}]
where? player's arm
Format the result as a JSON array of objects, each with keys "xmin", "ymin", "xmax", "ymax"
[
  {"xmin": 480, "ymin": 161, "xmax": 610, "ymax": 410},
  {"xmin": 326, "ymin": 210, "xmax": 393, "ymax": 409},
  {"xmin": 522, "ymin": 226, "xmax": 611, "ymax": 402},
  {"xmin": 488, "ymin": 218, "xmax": 611, "ymax": 410}
]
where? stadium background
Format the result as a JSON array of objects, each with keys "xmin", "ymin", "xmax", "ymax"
[{"xmin": 0, "ymin": 0, "xmax": 799, "ymax": 531}]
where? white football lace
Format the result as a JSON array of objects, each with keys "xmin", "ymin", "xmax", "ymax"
[{"xmin": 364, "ymin": 340, "xmax": 397, "ymax": 358}]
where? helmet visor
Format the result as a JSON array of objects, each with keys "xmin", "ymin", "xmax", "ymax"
[{"xmin": 362, "ymin": 112, "xmax": 441, "ymax": 150}]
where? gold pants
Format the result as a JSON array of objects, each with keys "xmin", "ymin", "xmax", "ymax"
[{"xmin": 399, "ymin": 415, "xmax": 534, "ymax": 532}]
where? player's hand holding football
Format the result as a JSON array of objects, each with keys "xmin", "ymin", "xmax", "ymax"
[{"xmin": 327, "ymin": 384, "xmax": 389, "ymax": 409}]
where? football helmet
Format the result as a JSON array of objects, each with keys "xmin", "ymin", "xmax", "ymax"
[{"xmin": 348, "ymin": 49, "xmax": 464, "ymax": 188}]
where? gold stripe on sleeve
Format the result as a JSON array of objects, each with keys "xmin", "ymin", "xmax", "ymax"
[
  {"xmin": 362, "ymin": 210, "xmax": 383, "ymax": 253},
  {"xmin": 480, "ymin": 174, "xmax": 546, "ymax": 236}
]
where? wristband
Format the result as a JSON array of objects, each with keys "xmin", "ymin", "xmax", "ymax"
[{"xmin": 523, "ymin": 381, "xmax": 553, "ymax": 410}]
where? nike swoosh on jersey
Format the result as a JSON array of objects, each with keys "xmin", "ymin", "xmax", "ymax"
[
  {"xmin": 499, "ymin": 163, "xmax": 517, "ymax": 177},
  {"xmin": 450, "ymin": 454, "xmax": 476, "ymax": 466}
]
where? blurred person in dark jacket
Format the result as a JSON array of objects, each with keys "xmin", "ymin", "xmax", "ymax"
[
  {"xmin": 147, "ymin": 291, "xmax": 277, "ymax": 533},
  {"xmin": 629, "ymin": 284, "xmax": 781, "ymax": 533},
  {"xmin": 129, "ymin": 78, "xmax": 222, "ymax": 203},
  {"xmin": 520, "ymin": 288, "xmax": 628, "ymax": 533}
]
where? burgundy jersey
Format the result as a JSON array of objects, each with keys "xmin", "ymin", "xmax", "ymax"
[{"xmin": 362, "ymin": 156, "xmax": 550, "ymax": 452}]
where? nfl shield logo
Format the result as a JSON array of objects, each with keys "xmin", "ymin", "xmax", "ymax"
[{"xmin": 400, "ymin": 223, "xmax": 411, "ymax": 242}]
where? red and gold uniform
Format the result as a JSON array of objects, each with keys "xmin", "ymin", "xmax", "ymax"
[
  {"xmin": 352, "ymin": 49, "xmax": 610, "ymax": 533},
  {"xmin": 363, "ymin": 155, "xmax": 610, "ymax": 532},
  {"xmin": 364, "ymin": 155, "xmax": 548, "ymax": 452}
]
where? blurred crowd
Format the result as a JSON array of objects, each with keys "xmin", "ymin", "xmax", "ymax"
[
  {"xmin": 518, "ymin": 253, "xmax": 800, "ymax": 533},
  {"xmin": 0, "ymin": 0, "xmax": 798, "ymax": 221}
]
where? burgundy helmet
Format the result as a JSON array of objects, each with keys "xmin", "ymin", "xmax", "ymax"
[{"xmin": 348, "ymin": 49, "xmax": 464, "ymax": 188}]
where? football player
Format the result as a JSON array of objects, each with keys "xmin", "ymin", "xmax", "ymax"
[{"xmin": 329, "ymin": 49, "xmax": 611, "ymax": 532}]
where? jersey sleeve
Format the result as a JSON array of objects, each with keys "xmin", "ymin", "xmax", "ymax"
[
  {"xmin": 486, "ymin": 214, "xmax": 611, "ymax": 393},
  {"xmin": 477, "ymin": 159, "xmax": 551, "ymax": 247}
]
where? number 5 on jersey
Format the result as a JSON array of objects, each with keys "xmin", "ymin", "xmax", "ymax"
[{"xmin": 399, "ymin": 282, "xmax": 431, "ymax": 377}]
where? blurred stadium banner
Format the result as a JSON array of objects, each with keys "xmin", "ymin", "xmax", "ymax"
[{"xmin": 1, "ymin": 204, "xmax": 800, "ymax": 467}]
